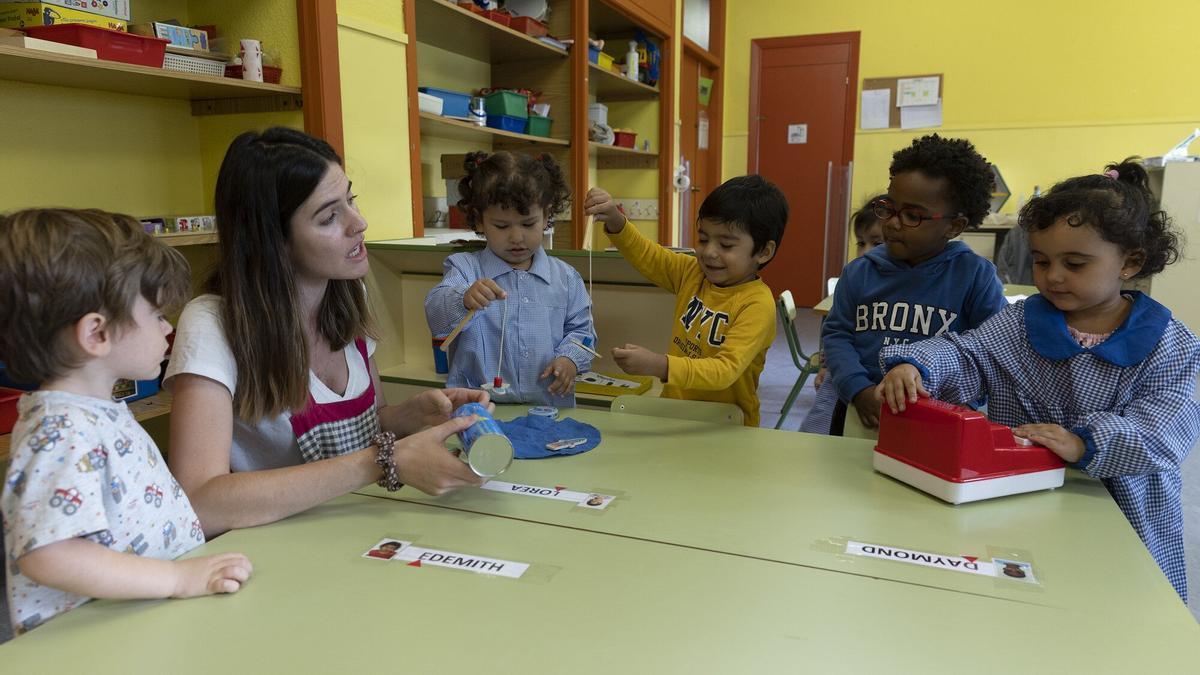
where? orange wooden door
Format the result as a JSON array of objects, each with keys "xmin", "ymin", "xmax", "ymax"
[
  {"xmin": 749, "ymin": 34, "xmax": 858, "ymax": 306},
  {"xmin": 679, "ymin": 49, "xmax": 715, "ymax": 247}
]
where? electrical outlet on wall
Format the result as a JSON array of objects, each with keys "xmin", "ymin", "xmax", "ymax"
[{"xmin": 613, "ymin": 198, "xmax": 660, "ymax": 221}]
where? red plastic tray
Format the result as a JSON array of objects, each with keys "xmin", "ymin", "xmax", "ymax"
[
  {"xmin": 510, "ymin": 16, "xmax": 548, "ymax": 37},
  {"xmin": 25, "ymin": 24, "xmax": 168, "ymax": 68},
  {"xmin": 224, "ymin": 64, "xmax": 283, "ymax": 84},
  {"xmin": 0, "ymin": 387, "xmax": 22, "ymax": 435},
  {"xmin": 484, "ymin": 10, "xmax": 511, "ymax": 27}
]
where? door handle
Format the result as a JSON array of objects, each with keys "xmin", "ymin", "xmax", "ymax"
[
  {"xmin": 690, "ymin": 186, "xmax": 701, "ymax": 192},
  {"xmin": 823, "ymin": 161, "xmax": 833, "ymax": 298}
]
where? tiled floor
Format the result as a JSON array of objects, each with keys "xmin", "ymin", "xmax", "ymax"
[{"xmin": 760, "ymin": 309, "xmax": 1200, "ymax": 622}]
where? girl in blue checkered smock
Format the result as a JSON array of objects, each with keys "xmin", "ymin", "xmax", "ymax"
[{"xmin": 877, "ymin": 159, "xmax": 1200, "ymax": 601}]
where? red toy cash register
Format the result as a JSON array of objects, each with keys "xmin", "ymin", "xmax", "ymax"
[{"xmin": 874, "ymin": 398, "xmax": 1065, "ymax": 504}]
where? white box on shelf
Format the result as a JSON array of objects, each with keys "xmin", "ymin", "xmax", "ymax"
[
  {"xmin": 418, "ymin": 92, "xmax": 443, "ymax": 116},
  {"xmin": 588, "ymin": 102, "xmax": 608, "ymax": 125}
]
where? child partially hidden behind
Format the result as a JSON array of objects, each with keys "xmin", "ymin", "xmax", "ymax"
[{"xmin": 0, "ymin": 209, "xmax": 251, "ymax": 636}]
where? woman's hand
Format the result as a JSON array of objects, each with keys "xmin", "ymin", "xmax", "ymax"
[{"xmin": 391, "ymin": 416, "xmax": 485, "ymax": 495}]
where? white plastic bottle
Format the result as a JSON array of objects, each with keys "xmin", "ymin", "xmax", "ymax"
[{"xmin": 626, "ymin": 40, "xmax": 639, "ymax": 82}]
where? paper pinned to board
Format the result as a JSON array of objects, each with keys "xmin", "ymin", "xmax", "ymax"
[
  {"xmin": 900, "ymin": 99, "xmax": 942, "ymax": 130},
  {"xmin": 860, "ymin": 89, "xmax": 890, "ymax": 129},
  {"xmin": 897, "ymin": 76, "xmax": 940, "ymax": 107}
]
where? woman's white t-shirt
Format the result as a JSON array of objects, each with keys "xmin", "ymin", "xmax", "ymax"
[{"xmin": 163, "ymin": 294, "xmax": 376, "ymax": 472}]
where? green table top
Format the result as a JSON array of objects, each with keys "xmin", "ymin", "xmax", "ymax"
[
  {"xmin": 4, "ymin": 493, "xmax": 1197, "ymax": 672},
  {"xmin": 358, "ymin": 406, "xmax": 1192, "ymax": 621}
]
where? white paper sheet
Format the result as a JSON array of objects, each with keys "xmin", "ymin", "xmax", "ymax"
[
  {"xmin": 896, "ymin": 76, "xmax": 939, "ymax": 107},
  {"xmin": 900, "ymin": 99, "xmax": 942, "ymax": 129},
  {"xmin": 861, "ymin": 89, "xmax": 890, "ymax": 129}
]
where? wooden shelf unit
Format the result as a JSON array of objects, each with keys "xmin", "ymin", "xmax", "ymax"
[
  {"xmin": 419, "ymin": 111, "xmax": 570, "ymax": 146},
  {"xmin": 0, "ymin": 45, "xmax": 302, "ymax": 112},
  {"xmin": 155, "ymin": 232, "xmax": 219, "ymax": 247},
  {"xmin": 590, "ymin": 140, "xmax": 659, "ymax": 170},
  {"xmin": 589, "ymin": 62, "xmax": 659, "ymax": 100},
  {"xmin": 415, "ymin": 0, "xmax": 569, "ymax": 63},
  {"xmin": 406, "ymin": 0, "xmax": 676, "ymax": 248}
]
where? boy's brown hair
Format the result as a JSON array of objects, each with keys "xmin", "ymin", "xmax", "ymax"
[{"xmin": 0, "ymin": 209, "xmax": 191, "ymax": 385}]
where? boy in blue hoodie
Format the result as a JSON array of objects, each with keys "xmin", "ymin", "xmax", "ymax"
[{"xmin": 822, "ymin": 134, "xmax": 1006, "ymax": 434}]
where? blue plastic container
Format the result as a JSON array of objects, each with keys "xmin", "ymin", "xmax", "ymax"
[
  {"xmin": 453, "ymin": 402, "xmax": 513, "ymax": 478},
  {"xmin": 112, "ymin": 377, "xmax": 159, "ymax": 403},
  {"xmin": 486, "ymin": 114, "xmax": 528, "ymax": 134},
  {"xmin": 588, "ymin": 45, "xmax": 600, "ymax": 64},
  {"xmin": 418, "ymin": 86, "xmax": 471, "ymax": 118},
  {"xmin": 432, "ymin": 337, "xmax": 449, "ymax": 375}
]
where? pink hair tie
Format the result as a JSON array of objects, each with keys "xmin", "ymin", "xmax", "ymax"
[{"xmin": 1103, "ymin": 169, "xmax": 1119, "ymax": 180}]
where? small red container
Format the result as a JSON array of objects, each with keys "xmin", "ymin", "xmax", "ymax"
[
  {"xmin": 448, "ymin": 205, "xmax": 468, "ymax": 229},
  {"xmin": 224, "ymin": 64, "xmax": 283, "ymax": 84},
  {"xmin": 457, "ymin": 1, "xmax": 485, "ymax": 14},
  {"xmin": 25, "ymin": 24, "xmax": 168, "ymax": 68},
  {"xmin": 509, "ymin": 16, "xmax": 548, "ymax": 37},
  {"xmin": 0, "ymin": 387, "xmax": 23, "ymax": 435},
  {"xmin": 484, "ymin": 10, "xmax": 511, "ymax": 27},
  {"xmin": 613, "ymin": 131, "xmax": 637, "ymax": 148}
]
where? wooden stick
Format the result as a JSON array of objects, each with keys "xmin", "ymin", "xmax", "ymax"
[
  {"xmin": 569, "ymin": 338, "xmax": 602, "ymax": 358},
  {"xmin": 439, "ymin": 309, "xmax": 476, "ymax": 352}
]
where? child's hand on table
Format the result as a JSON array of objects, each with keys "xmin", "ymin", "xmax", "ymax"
[
  {"xmin": 173, "ymin": 553, "xmax": 254, "ymax": 597},
  {"xmin": 541, "ymin": 356, "xmax": 578, "ymax": 396},
  {"xmin": 464, "ymin": 278, "xmax": 507, "ymax": 310},
  {"xmin": 611, "ymin": 343, "xmax": 668, "ymax": 380},
  {"xmin": 583, "ymin": 188, "xmax": 625, "ymax": 233},
  {"xmin": 876, "ymin": 364, "xmax": 930, "ymax": 414},
  {"xmin": 1013, "ymin": 424, "xmax": 1086, "ymax": 463}
]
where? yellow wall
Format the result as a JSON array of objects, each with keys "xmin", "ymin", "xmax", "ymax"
[
  {"xmin": 723, "ymin": 0, "xmax": 1200, "ymax": 251},
  {"xmin": 0, "ymin": 2, "xmax": 304, "ymax": 217},
  {"xmin": 338, "ymin": 1, "xmax": 415, "ymax": 240}
]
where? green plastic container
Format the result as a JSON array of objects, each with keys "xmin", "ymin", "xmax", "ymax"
[
  {"xmin": 484, "ymin": 91, "xmax": 529, "ymax": 118},
  {"xmin": 527, "ymin": 115, "xmax": 552, "ymax": 137}
]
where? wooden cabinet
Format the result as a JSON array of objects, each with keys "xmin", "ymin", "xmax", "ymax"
[{"xmin": 405, "ymin": 0, "xmax": 676, "ymax": 247}]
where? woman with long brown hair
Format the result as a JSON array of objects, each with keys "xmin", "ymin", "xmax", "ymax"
[{"xmin": 164, "ymin": 127, "xmax": 486, "ymax": 535}]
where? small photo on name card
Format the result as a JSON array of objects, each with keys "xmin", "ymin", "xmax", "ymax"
[
  {"xmin": 578, "ymin": 493, "xmax": 614, "ymax": 509},
  {"xmin": 363, "ymin": 538, "xmax": 409, "ymax": 561},
  {"xmin": 993, "ymin": 558, "xmax": 1038, "ymax": 584}
]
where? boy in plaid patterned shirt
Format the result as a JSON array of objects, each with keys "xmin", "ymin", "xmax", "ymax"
[{"xmin": 879, "ymin": 160, "xmax": 1200, "ymax": 601}]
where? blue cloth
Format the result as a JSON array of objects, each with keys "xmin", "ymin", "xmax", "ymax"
[
  {"xmin": 425, "ymin": 247, "xmax": 595, "ymax": 407},
  {"xmin": 799, "ymin": 378, "xmax": 838, "ymax": 433},
  {"xmin": 822, "ymin": 240, "xmax": 1006, "ymax": 405},
  {"xmin": 496, "ymin": 415, "xmax": 601, "ymax": 459},
  {"xmin": 880, "ymin": 292, "xmax": 1200, "ymax": 601}
]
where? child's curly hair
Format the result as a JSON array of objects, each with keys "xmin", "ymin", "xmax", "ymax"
[
  {"xmin": 889, "ymin": 134, "xmax": 994, "ymax": 227},
  {"xmin": 1019, "ymin": 158, "xmax": 1181, "ymax": 278},
  {"xmin": 457, "ymin": 151, "xmax": 571, "ymax": 229}
]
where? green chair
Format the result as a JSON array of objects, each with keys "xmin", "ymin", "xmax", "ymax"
[
  {"xmin": 611, "ymin": 394, "xmax": 744, "ymax": 426},
  {"xmin": 775, "ymin": 290, "xmax": 822, "ymax": 429}
]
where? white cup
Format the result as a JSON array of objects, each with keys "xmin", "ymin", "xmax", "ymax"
[{"xmin": 239, "ymin": 39, "xmax": 263, "ymax": 82}]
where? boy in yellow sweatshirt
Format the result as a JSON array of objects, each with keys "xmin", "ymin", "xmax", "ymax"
[{"xmin": 583, "ymin": 176, "xmax": 787, "ymax": 426}]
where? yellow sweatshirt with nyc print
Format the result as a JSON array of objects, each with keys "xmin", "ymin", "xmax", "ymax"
[{"xmin": 610, "ymin": 223, "xmax": 776, "ymax": 426}]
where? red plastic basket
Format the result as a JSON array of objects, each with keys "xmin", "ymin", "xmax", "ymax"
[
  {"xmin": 224, "ymin": 64, "xmax": 283, "ymax": 84},
  {"xmin": 484, "ymin": 10, "xmax": 511, "ymax": 27},
  {"xmin": 25, "ymin": 24, "xmax": 168, "ymax": 68},
  {"xmin": 510, "ymin": 16, "xmax": 548, "ymax": 37},
  {"xmin": 613, "ymin": 131, "xmax": 637, "ymax": 148},
  {"xmin": 0, "ymin": 387, "xmax": 22, "ymax": 435}
]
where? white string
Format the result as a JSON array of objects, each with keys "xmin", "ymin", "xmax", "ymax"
[{"xmin": 495, "ymin": 296, "xmax": 508, "ymax": 383}]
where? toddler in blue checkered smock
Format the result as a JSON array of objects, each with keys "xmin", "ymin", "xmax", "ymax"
[
  {"xmin": 426, "ymin": 152, "xmax": 595, "ymax": 408},
  {"xmin": 878, "ymin": 160, "xmax": 1200, "ymax": 601}
]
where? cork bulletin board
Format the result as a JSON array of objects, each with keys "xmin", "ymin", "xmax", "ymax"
[{"xmin": 861, "ymin": 73, "xmax": 944, "ymax": 129}]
